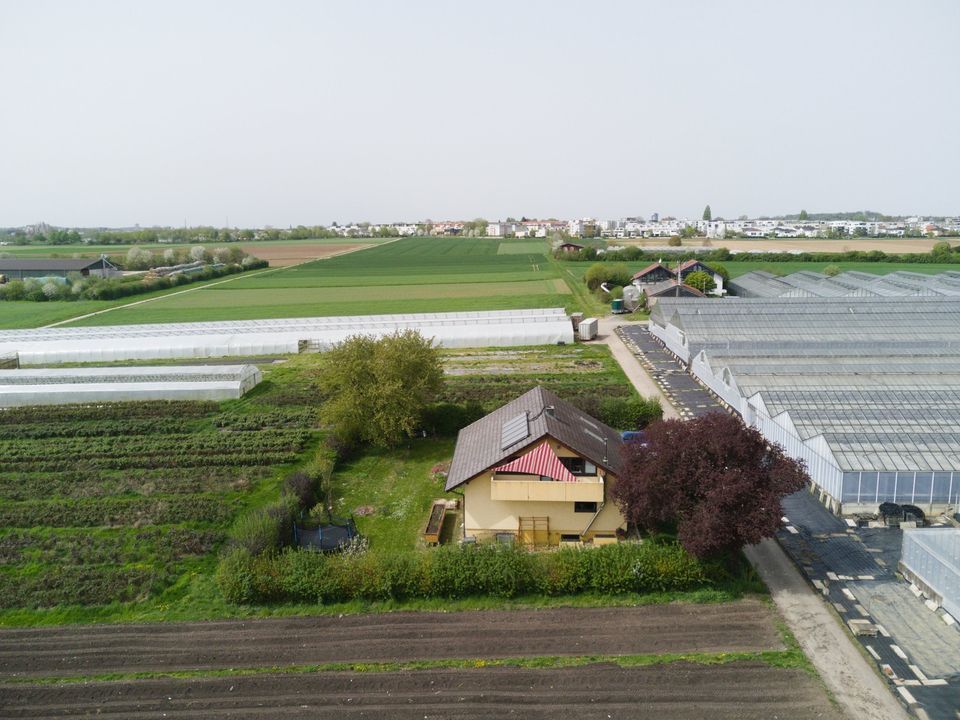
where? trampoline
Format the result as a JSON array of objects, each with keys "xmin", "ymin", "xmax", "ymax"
[{"xmin": 293, "ymin": 517, "xmax": 360, "ymax": 552}]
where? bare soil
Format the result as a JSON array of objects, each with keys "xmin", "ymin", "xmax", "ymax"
[
  {"xmin": 0, "ymin": 602, "xmax": 780, "ymax": 679},
  {"xmin": 238, "ymin": 242, "xmax": 371, "ymax": 266},
  {"xmin": 0, "ymin": 663, "xmax": 841, "ymax": 719}
]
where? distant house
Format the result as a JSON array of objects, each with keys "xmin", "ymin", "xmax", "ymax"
[
  {"xmin": 631, "ymin": 262, "xmax": 675, "ymax": 285},
  {"xmin": 0, "ymin": 256, "xmax": 119, "ymax": 282},
  {"xmin": 557, "ymin": 242, "xmax": 584, "ymax": 253},
  {"xmin": 445, "ymin": 386, "xmax": 626, "ymax": 546},
  {"xmin": 677, "ymin": 259, "xmax": 725, "ymax": 295},
  {"xmin": 642, "ymin": 280, "xmax": 705, "ymax": 305}
]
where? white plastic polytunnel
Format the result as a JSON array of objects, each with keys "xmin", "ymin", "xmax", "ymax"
[
  {"xmin": 0, "ymin": 365, "xmax": 262, "ymax": 407},
  {"xmin": 0, "ymin": 309, "xmax": 575, "ymax": 365}
]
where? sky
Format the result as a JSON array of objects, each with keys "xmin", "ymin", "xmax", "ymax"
[{"xmin": 1, "ymin": 1, "xmax": 958, "ymax": 227}]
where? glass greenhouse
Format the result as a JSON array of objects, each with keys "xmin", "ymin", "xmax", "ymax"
[{"xmin": 650, "ymin": 297, "xmax": 960, "ymax": 513}]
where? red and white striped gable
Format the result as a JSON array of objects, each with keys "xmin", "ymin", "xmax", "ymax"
[{"xmin": 494, "ymin": 442, "xmax": 576, "ymax": 482}]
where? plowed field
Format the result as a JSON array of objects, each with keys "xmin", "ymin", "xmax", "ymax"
[{"xmin": 0, "ymin": 663, "xmax": 841, "ymax": 719}]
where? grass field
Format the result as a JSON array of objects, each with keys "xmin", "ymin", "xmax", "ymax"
[{"xmin": 66, "ymin": 237, "xmax": 575, "ymax": 326}]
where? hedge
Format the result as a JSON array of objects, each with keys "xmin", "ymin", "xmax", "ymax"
[{"xmin": 216, "ymin": 542, "xmax": 708, "ymax": 605}]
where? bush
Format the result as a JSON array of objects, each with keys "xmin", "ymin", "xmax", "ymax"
[
  {"xmin": 284, "ymin": 471, "xmax": 316, "ymax": 510},
  {"xmin": 229, "ymin": 497, "xmax": 297, "ymax": 555},
  {"xmin": 215, "ymin": 541, "xmax": 710, "ymax": 605},
  {"xmin": 598, "ymin": 395, "xmax": 663, "ymax": 430},
  {"xmin": 667, "ymin": 236, "xmax": 682, "ymax": 247},
  {"xmin": 823, "ymin": 264, "xmax": 841, "ymax": 277},
  {"xmin": 420, "ymin": 401, "xmax": 486, "ymax": 436},
  {"xmin": 216, "ymin": 547, "xmax": 257, "ymax": 604},
  {"xmin": 584, "ymin": 263, "xmax": 633, "ymax": 290}
]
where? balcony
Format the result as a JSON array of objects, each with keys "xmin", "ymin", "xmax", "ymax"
[{"xmin": 490, "ymin": 474, "xmax": 604, "ymax": 502}]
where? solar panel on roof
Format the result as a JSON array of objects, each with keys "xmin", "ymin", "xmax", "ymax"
[{"xmin": 500, "ymin": 412, "xmax": 530, "ymax": 450}]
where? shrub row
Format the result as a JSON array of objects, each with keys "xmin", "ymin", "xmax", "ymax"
[
  {"xmin": 216, "ymin": 542, "xmax": 708, "ymax": 605},
  {"xmin": 0, "ymin": 259, "xmax": 270, "ymax": 303},
  {"xmin": 560, "ymin": 245, "xmax": 960, "ymax": 265}
]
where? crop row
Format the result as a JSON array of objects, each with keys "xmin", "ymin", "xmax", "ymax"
[
  {"xmin": 0, "ymin": 564, "xmax": 162, "ymax": 609},
  {"xmin": 0, "ymin": 418, "xmax": 200, "ymax": 441},
  {"xmin": 440, "ymin": 376, "xmax": 633, "ymax": 408},
  {"xmin": 0, "ymin": 466, "xmax": 272, "ymax": 501},
  {"xmin": 0, "ymin": 495, "xmax": 240, "ymax": 528},
  {"xmin": 213, "ymin": 408, "xmax": 321, "ymax": 431},
  {"xmin": 0, "ymin": 400, "xmax": 219, "ymax": 425},
  {"xmin": 0, "ymin": 527, "xmax": 220, "ymax": 566},
  {"xmin": 0, "ymin": 429, "xmax": 310, "ymax": 461},
  {"xmin": 3, "ymin": 452, "xmax": 298, "ymax": 473}
]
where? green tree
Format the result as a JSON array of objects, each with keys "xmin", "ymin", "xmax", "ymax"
[
  {"xmin": 684, "ymin": 270, "xmax": 716, "ymax": 293},
  {"xmin": 799, "ymin": 209, "xmax": 809, "ymax": 220},
  {"xmin": 702, "ymin": 205, "xmax": 712, "ymax": 221},
  {"xmin": 319, "ymin": 331, "xmax": 444, "ymax": 447},
  {"xmin": 931, "ymin": 241, "xmax": 953, "ymax": 260},
  {"xmin": 584, "ymin": 263, "xmax": 633, "ymax": 290},
  {"xmin": 823, "ymin": 264, "xmax": 841, "ymax": 277}
]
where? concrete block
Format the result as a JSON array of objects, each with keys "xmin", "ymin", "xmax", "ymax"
[
  {"xmin": 924, "ymin": 599, "xmax": 940, "ymax": 612},
  {"xmin": 848, "ymin": 619, "xmax": 878, "ymax": 636}
]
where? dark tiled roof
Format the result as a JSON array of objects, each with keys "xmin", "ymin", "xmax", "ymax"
[
  {"xmin": 0, "ymin": 258, "xmax": 113, "ymax": 271},
  {"xmin": 643, "ymin": 280, "xmax": 705, "ymax": 298},
  {"xmin": 445, "ymin": 386, "xmax": 623, "ymax": 491},
  {"xmin": 678, "ymin": 259, "xmax": 716, "ymax": 273},
  {"xmin": 632, "ymin": 262, "xmax": 674, "ymax": 280}
]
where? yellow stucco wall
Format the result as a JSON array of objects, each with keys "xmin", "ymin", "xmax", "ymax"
[{"xmin": 460, "ymin": 438, "xmax": 626, "ymax": 544}]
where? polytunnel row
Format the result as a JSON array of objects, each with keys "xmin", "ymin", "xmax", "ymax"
[
  {"xmin": 0, "ymin": 308, "xmax": 575, "ymax": 365},
  {"xmin": 0, "ymin": 365, "xmax": 263, "ymax": 407}
]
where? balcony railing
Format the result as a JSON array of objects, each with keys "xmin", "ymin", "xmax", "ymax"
[{"xmin": 490, "ymin": 474, "xmax": 604, "ymax": 502}]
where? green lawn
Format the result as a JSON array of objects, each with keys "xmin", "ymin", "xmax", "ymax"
[
  {"xmin": 65, "ymin": 237, "xmax": 577, "ymax": 326},
  {"xmin": 330, "ymin": 439, "xmax": 456, "ymax": 550}
]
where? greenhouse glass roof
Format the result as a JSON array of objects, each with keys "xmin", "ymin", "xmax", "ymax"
[
  {"xmin": 727, "ymin": 270, "xmax": 960, "ymax": 299},
  {"xmin": 654, "ymin": 297, "xmax": 960, "ymax": 473}
]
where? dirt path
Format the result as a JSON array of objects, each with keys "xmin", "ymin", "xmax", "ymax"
[
  {"xmin": 745, "ymin": 539, "xmax": 908, "ymax": 720},
  {"xmin": 593, "ymin": 317, "xmax": 681, "ymax": 419},
  {"xmin": 0, "ymin": 602, "xmax": 780, "ymax": 679},
  {"xmin": 0, "ymin": 662, "xmax": 841, "ymax": 719}
]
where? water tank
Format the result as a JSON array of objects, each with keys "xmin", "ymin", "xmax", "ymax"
[{"xmin": 611, "ymin": 298, "xmax": 625, "ymax": 313}]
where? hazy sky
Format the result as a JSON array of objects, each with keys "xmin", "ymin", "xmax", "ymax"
[{"xmin": 1, "ymin": 1, "xmax": 958, "ymax": 227}]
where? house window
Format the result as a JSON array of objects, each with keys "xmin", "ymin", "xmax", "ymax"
[
  {"xmin": 574, "ymin": 501, "xmax": 598, "ymax": 513},
  {"xmin": 560, "ymin": 458, "xmax": 597, "ymax": 475},
  {"xmin": 560, "ymin": 534, "xmax": 581, "ymax": 542}
]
